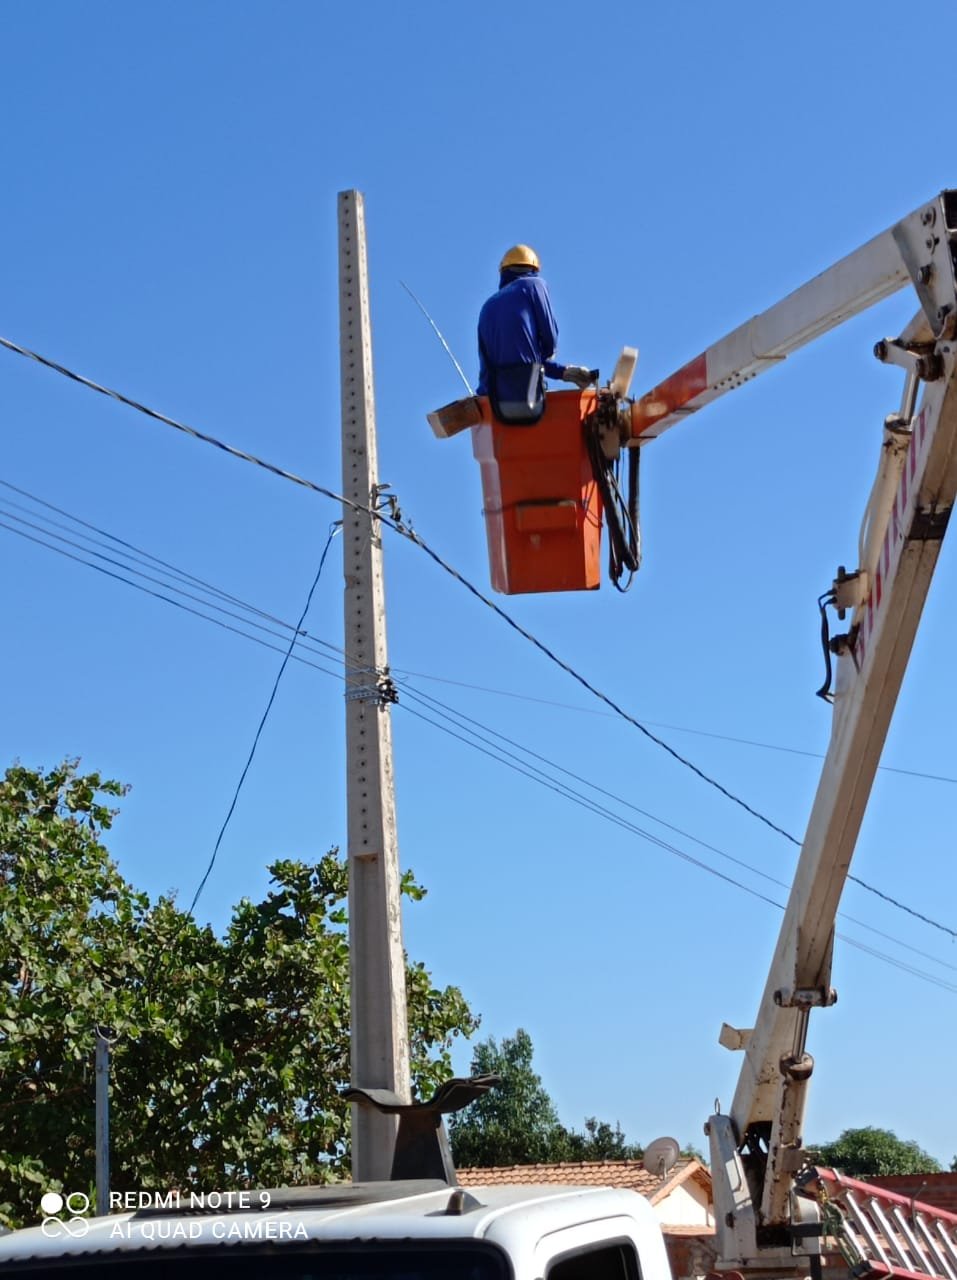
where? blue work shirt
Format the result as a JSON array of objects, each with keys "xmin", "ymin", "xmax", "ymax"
[{"xmin": 476, "ymin": 270, "xmax": 565, "ymax": 401}]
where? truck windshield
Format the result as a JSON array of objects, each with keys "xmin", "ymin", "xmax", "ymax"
[{"xmin": 0, "ymin": 1247, "xmax": 510, "ymax": 1280}]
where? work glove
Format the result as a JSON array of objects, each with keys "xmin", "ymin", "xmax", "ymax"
[{"xmin": 562, "ymin": 365, "xmax": 597, "ymax": 388}]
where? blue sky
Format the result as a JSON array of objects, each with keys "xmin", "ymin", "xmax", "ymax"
[{"xmin": 2, "ymin": 1, "xmax": 955, "ymax": 1167}]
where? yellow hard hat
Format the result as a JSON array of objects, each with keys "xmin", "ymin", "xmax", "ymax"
[{"xmin": 499, "ymin": 244, "xmax": 540, "ymax": 272}]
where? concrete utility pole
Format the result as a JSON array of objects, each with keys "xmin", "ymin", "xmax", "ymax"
[{"xmin": 337, "ymin": 189, "xmax": 411, "ymax": 1182}]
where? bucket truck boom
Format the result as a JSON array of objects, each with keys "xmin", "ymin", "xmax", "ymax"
[{"xmin": 633, "ymin": 190, "xmax": 957, "ymax": 1276}]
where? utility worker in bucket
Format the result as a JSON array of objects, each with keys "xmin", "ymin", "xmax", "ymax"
[{"xmin": 477, "ymin": 245, "xmax": 595, "ymax": 424}]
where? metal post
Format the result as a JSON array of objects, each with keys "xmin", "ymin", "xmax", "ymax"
[
  {"xmin": 337, "ymin": 189, "xmax": 411, "ymax": 1182},
  {"xmin": 94, "ymin": 1031, "xmax": 110, "ymax": 1215}
]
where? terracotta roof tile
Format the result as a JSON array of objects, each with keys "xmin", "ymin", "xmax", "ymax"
[{"xmin": 457, "ymin": 1158, "xmax": 706, "ymax": 1200}]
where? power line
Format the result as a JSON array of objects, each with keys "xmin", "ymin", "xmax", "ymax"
[
  {"xmin": 5, "ymin": 506, "xmax": 956, "ymax": 985},
  {"xmin": 2, "ymin": 338, "xmax": 952, "ymax": 941},
  {"xmin": 0, "ymin": 334, "xmax": 365, "ymax": 514},
  {"xmin": 0, "ymin": 515, "xmax": 345, "ymax": 679},
  {"xmin": 0, "ymin": 336, "xmax": 881, "ymax": 840},
  {"xmin": 836, "ymin": 934, "xmax": 957, "ymax": 994},
  {"xmin": 396, "ymin": 667, "xmax": 957, "ymax": 787},
  {"xmin": 2, "ymin": 477, "xmax": 954, "ymax": 945},
  {"xmin": 394, "ymin": 698, "xmax": 957, "ymax": 994},
  {"xmin": 396, "ymin": 682, "xmax": 957, "ymax": 977},
  {"xmin": 0, "ymin": 500, "xmax": 783, "ymax": 905},
  {"xmin": 400, "ymin": 682, "xmax": 788, "ymax": 887},
  {"xmin": 0, "ymin": 477, "xmax": 312, "ymax": 630},
  {"xmin": 8, "ymin": 468, "xmax": 953, "ymax": 791},
  {"xmin": 0, "ymin": 503, "xmax": 319, "ymax": 647},
  {"xmin": 0, "ymin": 478, "xmax": 352, "ymax": 664},
  {"xmin": 188, "ymin": 523, "xmax": 341, "ymax": 913},
  {"xmin": 398, "ymin": 700, "xmax": 789, "ymax": 910}
]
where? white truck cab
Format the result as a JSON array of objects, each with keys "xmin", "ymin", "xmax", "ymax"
[{"xmin": 0, "ymin": 1182, "xmax": 674, "ymax": 1280}]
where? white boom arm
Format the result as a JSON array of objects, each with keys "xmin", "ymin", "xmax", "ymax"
[
  {"xmin": 629, "ymin": 197, "xmax": 954, "ymax": 443},
  {"xmin": 631, "ymin": 191, "xmax": 957, "ymax": 1274}
]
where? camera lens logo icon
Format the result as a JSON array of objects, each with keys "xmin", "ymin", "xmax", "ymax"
[{"xmin": 40, "ymin": 1191, "xmax": 90, "ymax": 1238}]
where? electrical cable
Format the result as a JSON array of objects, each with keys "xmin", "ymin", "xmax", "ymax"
[
  {"xmin": 5, "ymin": 487, "xmax": 951, "ymax": 977},
  {"xmin": 8, "ymin": 470, "xmax": 954, "ymax": 786},
  {"xmin": 0, "ymin": 336, "xmax": 901, "ymax": 841},
  {"xmin": 386, "ymin": 529, "xmax": 957, "ymax": 941},
  {"xmin": 4, "ymin": 506, "xmax": 955, "ymax": 978},
  {"xmin": 398, "ymin": 699, "xmax": 788, "ymax": 910},
  {"xmin": 816, "ymin": 589, "xmax": 837, "ymax": 702},
  {"xmin": 836, "ymin": 934, "xmax": 957, "ymax": 995},
  {"xmin": 188, "ymin": 523, "xmax": 342, "ymax": 913},
  {"xmin": 396, "ymin": 681, "xmax": 957, "ymax": 978},
  {"xmin": 395, "ymin": 699, "xmax": 957, "ymax": 994},
  {"xmin": 2, "ymin": 337, "xmax": 953, "ymax": 939},
  {"xmin": 0, "ymin": 477, "xmax": 308, "ymax": 627},
  {"xmin": 584, "ymin": 407, "xmax": 641, "ymax": 590},
  {"xmin": 0, "ymin": 478, "xmax": 352, "ymax": 663},
  {"xmin": 366, "ymin": 665, "xmax": 957, "ymax": 786},
  {"xmin": 400, "ymin": 681, "xmax": 786, "ymax": 885},
  {"xmin": 2, "ymin": 472, "xmax": 954, "ymax": 943},
  {"xmin": 0, "ymin": 503, "xmax": 333, "ymax": 649},
  {"xmin": 0, "ymin": 515, "xmax": 346, "ymax": 679},
  {"xmin": 0, "ymin": 334, "xmax": 753, "ymax": 798},
  {"xmin": 0, "ymin": 334, "xmax": 367, "ymax": 516}
]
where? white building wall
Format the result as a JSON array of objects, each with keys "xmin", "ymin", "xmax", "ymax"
[{"xmin": 651, "ymin": 1181, "xmax": 714, "ymax": 1228}]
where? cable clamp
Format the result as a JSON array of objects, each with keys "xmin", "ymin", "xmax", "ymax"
[
  {"xmin": 345, "ymin": 666, "xmax": 399, "ymax": 706},
  {"xmin": 372, "ymin": 483, "xmax": 403, "ymax": 526}
]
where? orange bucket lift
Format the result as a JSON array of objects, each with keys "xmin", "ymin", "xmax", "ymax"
[
  {"xmin": 428, "ymin": 354, "xmax": 640, "ymax": 596},
  {"xmin": 472, "ymin": 389, "xmax": 603, "ymax": 594}
]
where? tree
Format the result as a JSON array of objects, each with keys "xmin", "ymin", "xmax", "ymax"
[
  {"xmin": 560, "ymin": 1117, "xmax": 643, "ymax": 1162},
  {"xmin": 814, "ymin": 1128, "xmax": 942, "ymax": 1176},
  {"xmin": 449, "ymin": 1029, "xmax": 642, "ymax": 1167},
  {"xmin": 0, "ymin": 761, "xmax": 477, "ymax": 1229},
  {"xmin": 449, "ymin": 1029, "xmax": 564, "ymax": 1166}
]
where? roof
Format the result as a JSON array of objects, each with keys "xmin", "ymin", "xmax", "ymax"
[{"xmin": 458, "ymin": 1158, "xmax": 711, "ymax": 1205}]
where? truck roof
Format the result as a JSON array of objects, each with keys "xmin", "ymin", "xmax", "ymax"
[{"xmin": 0, "ymin": 1181, "xmax": 668, "ymax": 1271}]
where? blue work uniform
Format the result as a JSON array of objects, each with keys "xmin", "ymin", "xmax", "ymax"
[{"xmin": 477, "ymin": 269, "xmax": 567, "ymax": 422}]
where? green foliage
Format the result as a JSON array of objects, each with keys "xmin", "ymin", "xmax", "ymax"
[
  {"xmin": 0, "ymin": 761, "xmax": 477, "ymax": 1229},
  {"xmin": 813, "ymin": 1127, "xmax": 942, "ymax": 1177},
  {"xmin": 449, "ymin": 1029, "xmax": 642, "ymax": 1167},
  {"xmin": 449, "ymin": 1029, "xmax": 562, "ymax": 1167},
  {"xmin": 559, "ymin": 1117, "xmax": 643, "ymax": 1163}
]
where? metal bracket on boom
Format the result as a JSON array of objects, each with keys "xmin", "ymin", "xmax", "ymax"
[
  {"xmin": 892, "ymin": 193, "xmax": 957, "ymax": 340},
  {"xmin": 821, "ymin": 315, "xmax": 949, "ymax": 644},
  {"xmin": 772, "ymin": 987, "xmax": 837, "ymax": 1010},
  {"xmin": 719, "ymin": 1024, "xmax": 752, "ymax": 1051}
]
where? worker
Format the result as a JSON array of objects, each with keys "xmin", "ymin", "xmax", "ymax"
[{"xmin": 477, "ymin": 244, "xmax": 595, "ymax": 424}]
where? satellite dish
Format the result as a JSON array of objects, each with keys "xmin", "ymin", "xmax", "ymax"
[{"xmin": 643, "ymin": 1136, "xmax": 680, "ymax": 1178}]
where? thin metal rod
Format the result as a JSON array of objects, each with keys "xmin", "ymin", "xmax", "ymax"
[
  {"xmin": 94, "ymin": 1032, "xmax": 110, "ymax": 1216},
  {"xmin": 400, "ymin": 281, "xmax": 474, "ymax": 396}
]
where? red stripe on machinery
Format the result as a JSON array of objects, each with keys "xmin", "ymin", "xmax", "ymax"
[
  {"xmin": 855, "ymin": 405, "xmax": 931, "ymax": 671},
  {"xmin": 631, "ymin": 354, "xmax": 708, "ymax": 435}
]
